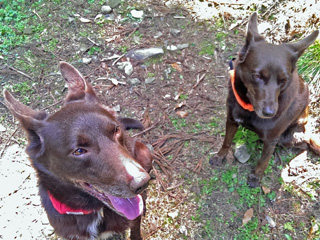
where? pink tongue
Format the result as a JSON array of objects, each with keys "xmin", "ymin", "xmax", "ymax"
[{"xmin": 106, "ymin": 194, "xmax": 143, "ymax": 220}]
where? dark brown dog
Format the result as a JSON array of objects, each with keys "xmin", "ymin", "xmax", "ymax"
[
  {"xmin": 3, "ymin": 62, "xmax": 152, "ymax": 240},
  {"xmin": 210, "ymin": 13, "xmax": 320, "ymax": 188}
]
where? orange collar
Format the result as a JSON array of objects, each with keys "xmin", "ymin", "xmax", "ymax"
[{"xmin": 229, "ymin": 69, "xmax": 254, "ymax": 112}]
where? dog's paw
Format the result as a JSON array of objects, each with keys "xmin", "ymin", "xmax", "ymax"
[
  {"xmin": 209, "ymin": 154, "xmax": 225, "ymax": 167},
  {"xmin": 247, "ymin": 173, "xmax": 261, "ymax": 188}
]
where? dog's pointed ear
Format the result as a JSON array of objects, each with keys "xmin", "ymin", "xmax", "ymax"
[
  {"xmin": 247, "ymin": 12, "xmax": 265, "ymax": 42},
  {"xmin": 238, "ymin": 13, "xmax": 264, "ymax": 63},
  {"xmin": 3, "ymin": 90, "xmax": 47, "ymax": 158},
  {"xmin": 59, "ymin": 61, "xmax": 98, "ymax": 103},
  {"xmin": 285, "ymin": 30, "xmax": 319, "ymax": 58},
  {"xmin": 118, "ymin": 117, "xmax": 144, "ymax": 130}
]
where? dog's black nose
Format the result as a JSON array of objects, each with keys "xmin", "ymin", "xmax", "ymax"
[{"xmin": 262, "ymin": 107, "xmax": 276, "ymax": 118}]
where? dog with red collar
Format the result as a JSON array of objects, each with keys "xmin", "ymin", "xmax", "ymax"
[{"xmin": 4, "ymin": 62, "xmax": 152, "ymax": 240}]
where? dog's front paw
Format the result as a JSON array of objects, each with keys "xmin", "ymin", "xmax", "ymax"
[
  {"xmin": 209, "ymin": 154, "xmax": 225, "ymax": 167},
  {"xmin": 247, "ymin": 173, "xmax": 261, "ymax": 188}
]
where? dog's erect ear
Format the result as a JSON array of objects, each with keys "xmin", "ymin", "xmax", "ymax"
[
  {"xmin": 118, "ymin": 117, "xmax": 144, "ymax": 130},
  {"xmin": 285, "ymin": 30, "xmax": 319, "ymax": 58},
  {"xmin": 247, "ymin": 12, "xmax": 265, "ymax": 42},
  {"xmin": 238, "ymin": 12, "xmax": 265, "ymax": 63},
  {"xmin": 3, "ymin": 90, "xmax": 47, "ymax": 158},
  {"xmin": 59, "ymin": 61, "xmax": 98, "ymax": 104}
]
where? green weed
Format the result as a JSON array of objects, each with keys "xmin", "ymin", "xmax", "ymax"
[
  {"xmin": 233, "ymin": 126, "xmax": 260, "ymax": 152},
  {"xmin": 298, "ymin": 40, "xmax": 320, "ymax": 84},
  {"xmin": 199, "ymin": 41, "xmax": 215, "ymax": 56}
]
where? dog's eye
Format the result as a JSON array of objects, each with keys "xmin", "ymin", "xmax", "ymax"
[
  {"xmin": 115, "ymin": 126, "xmax": 121, "ymax": 135},
  {"xmin": 279, "ymin": 78, "xmax": 287, "ymax": 84},
  {"xmin": 73, "ymin": 148, "xmax": 87, "ymax": 156}
]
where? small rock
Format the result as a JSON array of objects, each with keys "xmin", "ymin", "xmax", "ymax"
[
  {"xmin": 164, "ymin": 67, "xmax": 172, "ymax": 79},
  {"xmin": 101, "ymin": 5, "xmax": 112, "ymax": 14},
  {"xmin": 154, "ymin": 32, "xmax": 163, "ymax": 39},
  {"xmin": 0, "ymin": 124, "xmax": 6, "ymax": 132},
  {"xmin": 128, "ymin": 78, "xmax": 141, "ymax": 86},
  {"xmin": 170, "ymin": 28, "xmax": 181, "ymax": 37},
  {"xmin": 131, "ymin": 10, "xmax": 144, "ymax": 19},
  {"xmin": 145, "ymin": 77, "xmax": 156, "ymax": 84},
  {"xmin": 177, "ymin": 43, "xmax": 189, "ymax": 49},
  {"xmin": 167, "ymin": 45, "xmax": 178, "ymax": 51},
  {"xmin": 80, "ymin": 43, "xmax": 88, "ymax": 52},
  {"xmin": 82, "ymin": 58, "xmax": 92, "ymax": 64},
  {"xmin": 163, "ymin": 94, "xmax": 171, "ymax": 99},
  {"xmin": 234, "ymin": 144, "xmax": 251, "ymax": 163},
  {"xmin": 113, "ymin": 105, "xmax": 121, "ymax": 112},
  {"xmin": 179, "ymin": 225, "xmax": 188, "ymax": 236},
  {"xmin": 168, "ymin": 210, "xmax": 179, "ymax": 219},
  {"xmin": 117, "ymin": 61, "xmax": 133, "ymax": 75},
  {"xmin": 105, "ymin": 0, "xmax": 121, "ymax": 8},
  {"xmin": 126, "ymin": 47, "xmax": 164, "ymax": 60},
  {"xmin": 105, "ymin": 13, "xmax": 115, "ymax": 21},
  {"xmin": 266, "ymin": 215, "xmax": 276, "ymax": 228}
]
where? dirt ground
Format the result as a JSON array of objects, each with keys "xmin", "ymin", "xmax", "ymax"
[{"xmin": 0, "ymin": 0, "xmax": 320, "ymax": 239}]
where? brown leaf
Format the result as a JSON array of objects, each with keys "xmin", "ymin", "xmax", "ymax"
[
  {"xmin": 262, "ymin": 186, "xmax": 271, "ymax": 195},
  {"xmin": 175, "ymin": 111, "xmax": 188, "ymax": 118},
  {"xmin": 242, "ymin": 208, "xmax": 254, "ymax": 226},
  {"xmin": 170, "ymin": 63, "xmax": 182, "ymax": 72}
]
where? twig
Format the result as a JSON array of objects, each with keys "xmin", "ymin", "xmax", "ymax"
[
  {"xmin": 87, "ymin": 37, "xmax": 100, "ymax": 46},
  {"xmin": 0, "ymin": 127, "xmax": 19, "ymax": 158},
  {"xmin": 6, "ymin": 65, "xmax": 33, "ymax": 80},
  {"xmin": 112, "ymin": 53, "xmax": 126, "ymax": 66},
  {"xmin": 132, "ymin": 121, "xmax": 159, "ymax": 137},
  {"xmin": 188, "ymin": 72, "xmax": 206, "ymax": 94}
]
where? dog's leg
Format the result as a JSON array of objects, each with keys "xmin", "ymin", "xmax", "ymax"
[
  {"xmin": 129, "ymin": 216, "xmax": 142, "ymax": 240},
  {"xmin": 210, "ymin": 119, "xmax": 239, "ymax": 166},
  {"xmin": 248, "ymin": 139, "xmax": 277, "ymax": 188}
]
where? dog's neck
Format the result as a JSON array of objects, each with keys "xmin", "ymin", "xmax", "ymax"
[
  {"xmin": 48, "ymin": 191, "xmax": 95, "ymax": 215},
  {"xmin": 230, "ymin": 69, "xmax": 254, "ymax": 112}
]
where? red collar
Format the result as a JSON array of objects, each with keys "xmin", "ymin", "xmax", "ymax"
[
  {"xmin": 48, "ymin": 191, "xmax": 94, "ymax": 215},
  {"xmin": 230, "ymin": 69, "xmax": 254, "ymax": 112}
]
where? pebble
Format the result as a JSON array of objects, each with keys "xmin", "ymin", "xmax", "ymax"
[
  {"xmin": 167, "ymin": 45, "xmax": 178, "ymax": 51},
  {"xmin": 177, "ymin": 43, "xmax": 189, "ymax": 49},
  {"xmin": 117, "ymin": 61, "xmax": 133, "ymax": 75},
  {"xmin": 101, "ymin": 5, "xmax": 112, "ymax": 14},
  {"xmin": 145, "ymin": 77, "xmax": 156, "ymax": 84},
  {"xmin": 126, "ymin": 47, "xmax": 164, "ymax": 60},
  {"xmin": 113, "ymin": 105, "xmax": 121, "ymax": 112},
  {"xmin": 128, "ymin": 78, "xmax": 141, "ymax": 86},
  {"xmin": 131, "ymin": 10, "xmax": 144, "ymax": 19},
  {"xmin": 0, "ymin": 124, "xmax": 6, "ymax": 132},
  {"xmin": 266, "ymin": 215, "xmax": 276, "ymax": 228},
  {"xmin": 170, "ymin": 28, "xmax": 181, "ymax": 37},
  {"xmin": 82, "ymin": 57, "xmax": 92, "ymax": 64},
  {"xmin": 234, "ymin": 144, "xmax": 251, "ymax": 163},
  {"xmin": 154, "ymin": 32, "xmax": 163, "ymax": 39}
]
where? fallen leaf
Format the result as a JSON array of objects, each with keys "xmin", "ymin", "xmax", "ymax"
[
  {"xmin": 262, "ymin": 185, "xmax": 271, "ymax": 195},
  {"xmin": 242, "ymin": 208, "xmax": 254, "ymax": 226},
  {"xmin": 175, "ymin": 111, "xmax": 188, "ymax": 118},
  {"xmin": 170, "ymin": 63, "xmax": 182, "ymax": 72},
  {"xmin": 174, "ymin": 101, "xmax": 186, "ymax": 110}
]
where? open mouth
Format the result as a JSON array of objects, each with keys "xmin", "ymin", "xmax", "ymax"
[{"xmin": 78, "ymin": 182, "xmax": 143, "ymax": 220}]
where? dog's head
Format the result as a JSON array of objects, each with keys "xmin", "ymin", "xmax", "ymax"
[
  {"xmin": 235, "ymin": 12, "xmax": 319, "ymax": 119},
  {"xmin": 3, "ymin": 62, "xmax": 152, "ymax": 220}
]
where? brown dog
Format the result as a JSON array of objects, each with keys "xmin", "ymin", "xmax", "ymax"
[
  {"xmin": 3, "ymin": 62, "xmax": 152, "ymax": 240},
  {"xmin": 210, "ymin": 13, "xmax": 320, "ymax": 188}
]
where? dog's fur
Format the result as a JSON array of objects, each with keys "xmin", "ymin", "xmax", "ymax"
[
  {"xmin": 4, "ymin": 62, "xmax": 153, "ymax": 240},
  {"xmin": 210, "ymin": 13, "xmax": 320, "ymax": 187}
]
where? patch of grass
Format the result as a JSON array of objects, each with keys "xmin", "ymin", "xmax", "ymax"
[
  {"xmin": 298, "ymin": 40, "xmax": 320, "ymax": 84},
  {"xmin": 233, "ymin": 126, "xmax": 261, "ymax": 152},
  {"xmin": 170, "ymin": 117, "xmax": 187, "ymax": 130},
  {"xmin": 5, "ymin": 82, "xmax": 34, "ymax": 104},
  {"xmin": 199, "ymin": 41, "xmax": 215, "ymax": 56},
  {"xmin": 0, "ymin": 0, "xmax": 46, "ymax": 56},
  {"xmin": 88, "ymin": 46, "xmax": 101, "ymax": 55},
  {"xmin": 235, "ymin": 217, "xmax": 263, "ymax": 240}
]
